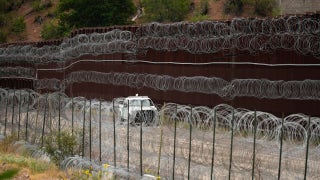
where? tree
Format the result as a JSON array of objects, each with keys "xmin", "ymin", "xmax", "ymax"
[
  {"xmin": 57, "ymin": 0, "xmax": 136, "ymax": 28},
  {"xmin": 141, "ymin": 0, "xmax": 191, "ymax": 22}
]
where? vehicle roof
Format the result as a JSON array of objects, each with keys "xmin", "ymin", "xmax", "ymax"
[{"xmin": 125, "ymin": 96, "xmax": 150, "ymax": 100}]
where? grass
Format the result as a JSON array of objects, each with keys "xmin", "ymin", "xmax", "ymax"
[
  {"xmin": 0, "ymin": 153, "xmax": 69, "ymax": 179},
  {"xmin": 0, "ymin": 168, "xmax": 20, "ymax": 179},
  {"xmin": 0, "ymin": 154, "xmax": 53, "ymax": 173},
  {"xmin": 0, "ymin": 135, "xmax": 67, "ymax": 179}
]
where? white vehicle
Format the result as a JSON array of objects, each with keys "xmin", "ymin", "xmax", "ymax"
[{"xmin": 118, "ymin": 95, "xmax": 158, "ymax": 125}]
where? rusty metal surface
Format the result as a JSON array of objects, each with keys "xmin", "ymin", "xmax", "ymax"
[{"xmin": 1, "ymin": 13, "xmax": 320, "ymax": 116}]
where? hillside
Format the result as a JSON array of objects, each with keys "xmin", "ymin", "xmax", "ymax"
[
  {"xmin": 1, "ymin": 0, "xmax": 280, "ymax": 43},
  {"xmin": 13, "ymin": 0, "xmax": 58, "ymax": 42}
]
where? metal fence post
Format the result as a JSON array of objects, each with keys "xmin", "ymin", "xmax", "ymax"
[
  {"xmin": 25, "ymin": 91, "xmax": 30, "ymax": 141},
  {"xmin": 251, "ymin": 111, "xmax": 257, "ymax": 180},
  {"xmin": 82, "ymin": 99, "xmax": 86, "ymax": 158},
  {"xmin": 34, "ymin": 98, "xmax": 40, "ymax": 144},
  {"xmin": 157, "ymin": 128, "xmax": 163, "ymax": 178},
  {"xmin": 303, "ymin": 116, "xmax": 311, "ymax": 180},
  {"xmin": 71, "ymin": 97, "xmax": 74, "ymax": 136},
  {"xmin": 89, "ymin": 99, "xmax": 92, "ymax": 161},
  {"xmin": 187, "ymin": 107, "xmax": 192, "ymax": 180},
  {"xmin": 18, "ymin": 90, "xmax": 22, "ymax": 140},
  {"xmin": 11, "ymin": 89, "xmax": 15, "ymax": 135},
  {"xmin": 113, "ymin": 99, "xmax": 117, "ymax": 167},
  {"xmin": 99, "ymin": 99, "xmax": 102, "ymax": 163},
  {"xmin": 277, "ymin": 114, "xmax": 285, "ymax": 180},
  {"xmin": 4, "ymin": 94, "xmax": 8, "ymax": 136},
  {"xmin": 41, "ymin": 95, "xmax": 48, "ymax": 147},
  {"xmin": 172, "ymin": 104, "xmax": 177, "ymax": 180},
  {"xmin": 58, "ymin": 93, "xmax": 61, "ymax": 149},
  {"xmin": 140, "ymin": 102, "xmax": 143, "ymax": 177},
  {"xmin": 210, "ymin": 108, "xmax": 217, "ymax": 180},
  {"xmin": 127, "ymin": 99, "xmax": 130, "ymax": 172},
  {"xmin": 228, "ymin": 109, "xmax": 235, "ymax": 180}
]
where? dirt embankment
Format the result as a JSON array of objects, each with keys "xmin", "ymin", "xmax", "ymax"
[{"xmin": 8, "ymin": 0, "xmax": 58, "ymax": 42}]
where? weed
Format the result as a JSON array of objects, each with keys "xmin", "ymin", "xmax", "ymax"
[
  {"xmin": 254, "ymin": 0, "xmax": 279, "ymax": 16},
  {"xmin": 0, "ymin": 154, "xmax": 53, "ymax": 173},
  {"xmin": 32, "ymin": 0, "xmax": 52, "ymax": 12},
  {"xmin": 44, "ymin": 130, "xmax": 79, "ymax": 166},
  {"xmin": 41, "ymin": 20, "xmax": 64, "ymax": 40},
  {"xmin": 224, "ymin": 0, "xmax": 244, "ymax": 16},
  {"xmin": 0, "ymin": 168, "xmax": 20, "ymax": 179},
  {"xmin": 0, "ymin": 134, "xmax": 18, "ymax": 153},
  {"xmin": 11, "ymin": 16, "xmax": 25, "ymax": 34}
]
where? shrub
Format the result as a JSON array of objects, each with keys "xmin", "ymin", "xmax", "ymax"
[
  {"xmin": 255, "ymin": 0, "xmax": 278, "ymax": 16},
  {"xmin": 0, "ymin": 13, "xmax": 8, "ymax": 27},
  {"xmin": 141, "ymin": 0, "xmax": 190, "ymax": 22},
  {"xmin": 32, "ymin": 0, "xmax": 52, "ymax": 12},
  {"xmin": 200, "ymin": 0, "xmax": 209, "ymax": 15},
  {"xmin": 0, "ymin": 0, "xmax": 24, "ymax": 12},
  {"xmin": 0, "ymin": 168, "xmax": 20, "ymax": 179},
  {"xmin": 190, "ymin": 14, "xmax": 210, "ymax": 22},
  {"xmin": 11, "ymin": 16, "xmax": 25, "ymax": 34},
  {"xmin": 41, "ymin": 21, "xmax": 61, "ymax": 40},
  {"xmin": 0, "ymin": 134, "xmax": 18, "ymax": 153},
  {"xmin": 0, "ymin": 31, "xmax": 7, "ymax": 43},
  {"xmin": 32, "ymin": 0, "xmax": 42, "ymax": 11},
  {"xmin": 224, "ymin": 0, "xmax": 243, "ymax": 16},
  {"xmin": 44, "ymin": 131, "xmax": 78, "ymax": 166}
]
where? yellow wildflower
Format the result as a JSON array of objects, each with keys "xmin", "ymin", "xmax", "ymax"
[{"xmin": 103, "ymin": 163, "xmax": 109, "ymax": 169}]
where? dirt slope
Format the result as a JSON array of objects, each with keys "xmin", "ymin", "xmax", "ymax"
[{"xmin": 11, "ymin": 0, "xmax": 240, "ymax": 42}]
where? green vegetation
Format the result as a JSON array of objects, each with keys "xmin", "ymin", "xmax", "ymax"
[
  {"xmin": 141, "ymin": 0, "xmax": 191, "ymax": 22},
  {"xmin": 224, "ymin": 0, "xmax": 280, "ymax": 16},
  {"xmin": 32, "ymin": 0, "xmax": 53, "ymax": 12},
  {"xmin": 0, "ymin": 0, "xmax": 24, "ymax": 12},
  {"xmin": 0, "ymin": 31, "xmax": 7, "ymax": 43},
  {"xmin": 0, "ymin": 154, "xmax": 54, "ymax": 173},
  {"xmin": 0, "ymin": 12, "xmax": 8, "ymax": 42},
  {"xmin": 224, "ymin": 0, "xmax": 244, "ymax": 16},
  {"xmin": 11, "ymin": 16, "xmax": 26, "ymax": 34},
  {"xmin": 190, "ymin": 0, "xmax": 210, "ymax": 22},
  {"xmin": 39, "ymin": 0, "xmax": 137, "ymax": 40},
  {"xmin": 57, "ymin": 0, "xmax": 136, "ymax": 28},
  {"xmin": 0, "ymin": 135, "xmax": 54, "ymax": 174},
  {"xmin": 0, "ymin": 0, "xmax": 283, "ymax": 42},
  {"xmin": 199, "ymin": 0, "xmax": 209, "ymax": 16},
  {"xmin": 254, "ymin": 0, "xmax": 280, "ymax": 16},
  {"xmin": 0, "ymin": 135, "xmax": 68, "ymax": 179},
  {"xmin": 41, "ymin": 20, "xmax": 66, "ymax": 40},
  {"xmin": 44, "ymin": 130, "xmax": 79, "ymax": 166},
  {"xmin": 0, "ymin": 168, "xmax": 20, "ymax": 179},
  {"xmin": 0, "ymin": 0, "xmax": 26, "ymax": 43}
]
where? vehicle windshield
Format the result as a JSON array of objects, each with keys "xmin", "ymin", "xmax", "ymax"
[{"xmin": 129, "ymin": 99, "xmax": 154, "ymax": 106}]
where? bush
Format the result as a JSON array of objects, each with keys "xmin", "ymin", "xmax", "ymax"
[
  {"xmin": 41, "ymin": 21, "xmax": 64, "ymax": 40},
  {"xmin": 32, "ymin": 0, "xmax": 42, "ymax": 11},
  {"xmin": 141, "ymin": 0, "xmax": 190, "ymax": 22},
  {"xmin": 44, "ymin": 131, "xmax": 79, "ymax": 166},
  {"xmin": 0, "ymin": 0, "xmax": 24, "ymax": 12},
  {"xmin": 190, "ymin": 14, "xmax": 210, "ymax": 22},
  {"xmin": 200, "ymin": 0, "xmax": 209, "ymax": 15},
  {"xmin": 255, "ymin": 0, "xmax": 278, "ymax": 16},
  {"xmin": 11, "ymin": 16, "xmax": 25, "ymax": 34},
  {"xmin": 32, "ymin": 0, "xmax": 52, "ymax": 12},
  {"xmin": 0, "ymin": 134, "xmax": 18, "ymax": 153},
  {"xmin": 58, "ymin": 0, "xmax": 136, "ymax": 28},
  {"xmin": 224, "ymin": 0, "xmax": 243, "ymax": 16},
  {"xmin": 0, "ymin": 13, "xmax": 8, "ymax": 27},
  {"xmin": 0, "ymin": 30, "xmax": 7, "ymax": 43}
]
